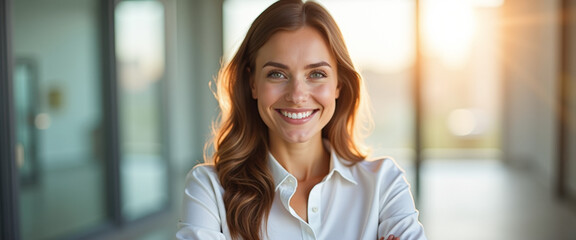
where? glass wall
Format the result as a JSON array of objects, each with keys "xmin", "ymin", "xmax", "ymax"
[
  {"xmin": 12, "ymin": 0, "xmax": 107, "ymax": 239},
  {"xmin": 420, "ymin": 0, "xmax": 502, "ymax": 160},
  {"xmin": 12, "ymin": 0, "xmax": 171, "ymax": 238},
  {"xmin": 568, "ymin": 1, "xmax": 576, "ymax": 200},
  {"xmin": 115, "ymin": 0, "xmax": 169, "ymax": 221}
]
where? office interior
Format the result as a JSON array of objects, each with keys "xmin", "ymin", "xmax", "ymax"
[{"xmin": 0, "ymin": 0, "xmax": 575, "ymax": 239}]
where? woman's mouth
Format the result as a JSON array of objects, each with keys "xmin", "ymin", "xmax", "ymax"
[
  {"xmin": 281, "ymin": 110, "xmax": 313, "ymax": 119},
  {"xmin": 276, "ymin": 109, "xmax": 318, "ymax": 123}
]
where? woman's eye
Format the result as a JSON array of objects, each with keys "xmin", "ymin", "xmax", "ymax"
[
  {"xmin": 267, "ymin": 71, "xmax": 286, "ymax": 79},
  {"xmin": 309, "ymin": 71, "xmax": 327, "ymax": 79}
]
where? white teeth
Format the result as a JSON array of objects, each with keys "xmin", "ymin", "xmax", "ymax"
[{"xmin": 281, "ymin": 110, "xmax": 313, "ymax": 120}]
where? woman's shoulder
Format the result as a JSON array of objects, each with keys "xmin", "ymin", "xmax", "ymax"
[
  {"xmin": 356, "ymin": 157, "xmax": 404, "ymax": 173},
  {"xmin": 352, "ymin": 157, "xmax": 412, "ymax": 195},
  {"xmin": 188, "ymin": 162, "xmax": 216, "ymax": 174},
  {"xmin": 185, "ymin": 163, "xmax": 220, "ymax": 186},
  {"xmin": 351, "ymin": 157, "xmax": 406, "ymax": 181}
]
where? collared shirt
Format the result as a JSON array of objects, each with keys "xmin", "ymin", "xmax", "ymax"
[{"xmin": 176, "ymin": 143, "xmax": 427, "ymax": 240}]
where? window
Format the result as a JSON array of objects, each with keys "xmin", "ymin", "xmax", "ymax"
[
  {"xmin": 12, "ymin": 0, "xmax": 108, "ymax": 238},
  {"xmin": 115, "ymin": 0, "xmax": 169, "ymax": 221}
]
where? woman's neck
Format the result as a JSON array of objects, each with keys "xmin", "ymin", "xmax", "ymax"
[{"xmin": 269, "ymin": 134, "xmax": 330, "ymax": 182}]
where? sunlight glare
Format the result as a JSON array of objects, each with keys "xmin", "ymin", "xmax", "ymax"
[
  {"xmin": 325, "ymin": 1, "xmax": 413, "ymax": 73},
  {"xmin": 422, "ymin": 0, "xmax": 476, "ymax": 68},
  {"xmin": 447, "ymin": 108, "xmax": 488, "ymax": 137},
  {"xmin": 471, "ymin": 0, "xmax": 504, "ymax": 8}
]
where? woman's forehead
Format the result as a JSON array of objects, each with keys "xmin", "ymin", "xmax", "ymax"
[{"xmin": 255, "ymin": 26, "xmax": 335, "ymax": 69}]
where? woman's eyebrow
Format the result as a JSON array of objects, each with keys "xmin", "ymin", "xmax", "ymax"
[
  {"xmin": 305, "ymin": 61, "xmax": 331, "ymax": 69},
  {"xmin": 262, "ymin": 61, "xmax": 289, "ymax": 69},
  {"xmin": 262, "ymin": 61, "xmax": 332, "ymax": 69}
]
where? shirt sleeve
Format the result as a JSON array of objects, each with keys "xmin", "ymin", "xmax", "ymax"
[
  {"xmin": 176, "ymin": 165, "xmax": 227, "ymax": 240},
  {"xmin": 377, "ymin": 159, "xmax": 427, "ymax": 240}
]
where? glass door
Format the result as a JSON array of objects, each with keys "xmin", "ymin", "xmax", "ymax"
[{"xmin": 12, "ymin": 0, "xmax": 108, "ymax": 239}]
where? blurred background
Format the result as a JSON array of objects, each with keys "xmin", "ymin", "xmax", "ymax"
[{"xmin": 0, "ymin": 0, "xmax": 575, "ymax": 239}]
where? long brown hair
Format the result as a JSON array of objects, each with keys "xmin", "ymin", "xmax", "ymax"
[{"xmin": 208, "ymin": 0, "xmax": 370, "ymax": 239}]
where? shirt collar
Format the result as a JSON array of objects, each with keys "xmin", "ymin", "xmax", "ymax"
[
  {"xmin": 268, "ymin": 153, "xmax": 292, "ymax": 191},
  {"xmin": 324, "ymin": 140, "xmax": 358, "ymax": 185},
  {"xmin": 268, "ymin": 140, "xmax": 358, "ymax": 191}
]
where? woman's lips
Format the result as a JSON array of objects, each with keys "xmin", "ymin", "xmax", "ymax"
[{"xmin": 276, "ymin": 109, "xmax": 318, "ymax": 124}]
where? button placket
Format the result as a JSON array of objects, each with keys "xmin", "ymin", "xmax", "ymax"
[
  {"xmin": 301, "ymin": 223, "xmax": 316, "ymax": 240},
  {"xmin": 278, "ymin": 176, "xmax": 297, "ymax": 215},
  {"xmin": 307, "ymin": 183, "xmax": 322, "ymax": 236}
]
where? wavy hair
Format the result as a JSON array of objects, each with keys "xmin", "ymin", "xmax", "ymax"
[{"xmin": 207, "ymin": 0, "xmax": 372, "ymax": 239}]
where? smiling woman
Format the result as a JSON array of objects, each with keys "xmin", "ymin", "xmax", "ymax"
[{"xmin": 176, "ymin": 1, "xmax": 427, "ymax": 240}]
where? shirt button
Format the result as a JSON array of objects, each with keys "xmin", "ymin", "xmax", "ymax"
[{"xmin": 311, "ymin": 207, "xmax": 318, "ymax": 213}]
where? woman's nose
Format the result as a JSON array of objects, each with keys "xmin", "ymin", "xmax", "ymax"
[{"xmin": 285, "ymin": 78, "xmax": 308, "ymax": 104}]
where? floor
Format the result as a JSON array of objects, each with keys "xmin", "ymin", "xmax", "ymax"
[
  {"xmin": 19, "ymin": 163, "xmax": 107, "ymax": 240},
  {"xmin": 419, "ymin": 160, "xmax": 576, "ymax": 240},
  {"xmin": 18, "ymin": 157, "xmax": 172, "ymax": 240}
]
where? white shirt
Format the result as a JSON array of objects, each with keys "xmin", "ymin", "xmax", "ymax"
[{"xmin": 177, "ymin": 143, "xmax": 427, "ymax": 240}]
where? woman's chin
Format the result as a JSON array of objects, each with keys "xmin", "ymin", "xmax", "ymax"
[{"xmin": 280, "ymin": 131, "xmax": 321, "ymax": 144}]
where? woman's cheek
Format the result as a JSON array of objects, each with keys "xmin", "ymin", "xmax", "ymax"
[
  {"xmin": 257, "ymin": 82, "xmax": 284, "ymax": 103},
  {"xmin": 312, "ymin": 83, "xmax": 339, "ymax": 103}
]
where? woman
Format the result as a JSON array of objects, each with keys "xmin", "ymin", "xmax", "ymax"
[{"xmin": 176, "ymin": 1, "xmax": 427, "ymax": 239}]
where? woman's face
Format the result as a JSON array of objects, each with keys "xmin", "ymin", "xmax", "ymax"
[{"xmin": 252, "ymin": 26, "xmax": 340, "ymax": 144}]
